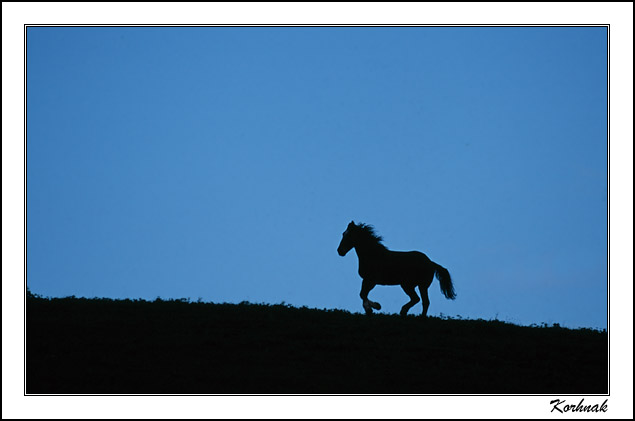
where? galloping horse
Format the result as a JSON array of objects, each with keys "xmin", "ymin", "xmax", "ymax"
[{"xmin": 337, "ymin": 221, "xmax": 456, "ymax": 316}]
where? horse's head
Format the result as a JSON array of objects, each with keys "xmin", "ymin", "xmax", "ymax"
[{"xmin": 337, "ymin": 221, "xmax": 358, "ymax": 256}]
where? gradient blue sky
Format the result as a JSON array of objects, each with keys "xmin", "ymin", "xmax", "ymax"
[{"xmin": 27, "ymin": 26, "xmax": 608, "ymax": 329}]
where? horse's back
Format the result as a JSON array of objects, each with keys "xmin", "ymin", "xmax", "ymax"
[
  {"xmin": 388, "ymin": 250, "xmax": 431, "ymax": 263},
  {"xmin": 366, "ymin": 250, "xmax": 434, "ymax": 284}
]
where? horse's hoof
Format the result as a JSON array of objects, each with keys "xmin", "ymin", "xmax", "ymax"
[{"xmin": 371, "ymin": 302, "xmax": 381, "ymax": 310}]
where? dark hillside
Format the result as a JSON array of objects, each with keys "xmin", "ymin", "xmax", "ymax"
[{"xmin": 26, "ymin": 294, "xmax": 607, "ymax": 394}]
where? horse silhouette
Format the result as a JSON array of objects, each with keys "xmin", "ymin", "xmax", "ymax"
[{"xmin": 338, "ymin": 221, "xmax": 455, "ymax": 316}]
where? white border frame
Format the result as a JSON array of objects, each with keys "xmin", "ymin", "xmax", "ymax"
[{"xmin": 4, "ymin": 2, "xmax": 633, "ymax": 419}]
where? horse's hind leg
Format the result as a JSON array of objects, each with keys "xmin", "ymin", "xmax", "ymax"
[
  {"xmin": 418, "ymin": 285, "xmax": 430, "ymax": 317},
  {"xmin": 360, "ymin": 279, "xmax": 381, "ymax": 315},
  {"xmin": 400, "ymin": 284, "xmax": 420, "ymax": 316}
]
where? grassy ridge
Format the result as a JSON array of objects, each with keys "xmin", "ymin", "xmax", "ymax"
[{"xmin": 26, "ymin": 293, "xmax": 607, "ymax": 394}]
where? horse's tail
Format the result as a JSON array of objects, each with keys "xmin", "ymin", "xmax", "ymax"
[{"xmin": 433, "ymin": 262, "xmax": 456, "ymax": 300}]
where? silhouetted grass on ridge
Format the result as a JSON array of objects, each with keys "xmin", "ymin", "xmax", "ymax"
[{"xmin": 26, "ymin": 290, "xmax": 607, "ymax": 394}]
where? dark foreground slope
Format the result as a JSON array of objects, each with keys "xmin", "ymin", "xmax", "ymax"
[{"xmin": 26, "ymin": 294, "xmax": 607, "ymax": 394}]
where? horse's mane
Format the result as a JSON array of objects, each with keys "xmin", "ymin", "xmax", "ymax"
[{"xmin": 355, "ymin": 223, "xmax": 388, "ymax": 250}]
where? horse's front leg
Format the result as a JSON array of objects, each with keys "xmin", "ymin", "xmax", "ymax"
[{"xmin": 360, "ymin": 279, "xmax": 381, "ymax": 314}]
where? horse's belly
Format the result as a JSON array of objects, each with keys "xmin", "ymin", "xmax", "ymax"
[
  {"xmin": 359, "ymin": 269, "xmax": 402, "ymax": 285},
  {"xmin": 359, "ymin": 251, "xmax": 431, "ymax": 284}
]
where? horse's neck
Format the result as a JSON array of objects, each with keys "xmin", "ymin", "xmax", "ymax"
[{"xmin": 354, "ymin": 242, "xmax": 386, "ymax": 260}]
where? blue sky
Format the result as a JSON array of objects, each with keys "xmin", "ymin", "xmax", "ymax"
[{"xmin": 26, "ymin": 26, "xmax": 608, "ymax": 329}]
